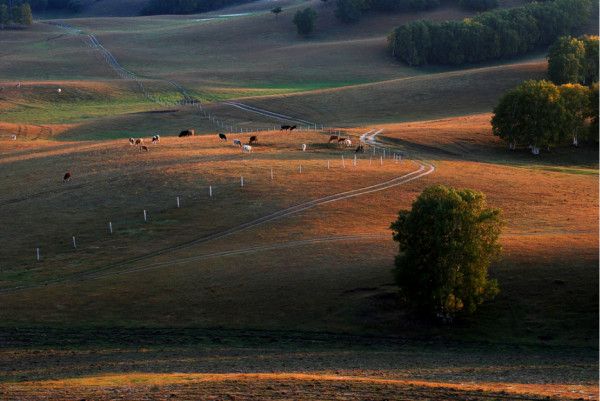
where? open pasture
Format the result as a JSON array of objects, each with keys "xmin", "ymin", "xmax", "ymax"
[
  {"xmin": 0, "ymin": 116, "xmax": 597, "ymax": 348},
  {"xmin": 0, "ymin": 129, "xmax": 414, "ymax": 286}
]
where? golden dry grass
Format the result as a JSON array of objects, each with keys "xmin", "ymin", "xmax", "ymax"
[{"xmin": 2, "ymin": 372, "xmax": 596, "ymax": 400}]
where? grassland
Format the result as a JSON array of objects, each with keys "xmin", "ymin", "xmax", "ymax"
[{"xmin": 0, "ymin": 0, "xmax": 598, "ymax": 399}]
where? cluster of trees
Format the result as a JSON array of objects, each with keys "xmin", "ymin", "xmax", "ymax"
[
  {"xmin": 492, "ymin": 80, "xmax": 598, "ymax": 153},
  {"xmin": 293, "ymin": 7, "xmax": 317, "ymax": 36},
  {"xmin": 548, "ymin": 35, "xmax": 599, "ymax": 85},
  {"xmin": 388, "ymin": 0, "xmax": 593, "ymax": 66},
  {"xmin": 141, "ymin": 0, "xmax": 253, "ymax": 15},
  {"xmin": 391, "ymin": 185, "xmax": 502, "ymax": 321},
  {"xmin": 0, "ymin": 2, "xmax": 32, "ymax": 27}
]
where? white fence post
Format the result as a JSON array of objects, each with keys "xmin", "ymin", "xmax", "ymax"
[
  {"xmin": 108, "ymin": 221, "xmax": 113, "ymax": 234},
  {"xmin": 176, "ymin": 196, "xmax": 180, "ymax": 208},
  {"xmin": 241, "ymin": 176, "xmax": 244, "ymax": 187},
  {"xmin": 36, "ymin": 247, "xmax": 40, "ymax": 261},
  {"xmin": 72, "ymin": 236, "xmax": 77, "ymax": 249},
  {"xmin": 209, "ymin": 185, "xmax": 213, "ymax": 198},
  {"xmin": 270, "ymin": 168, "xmax": 274, "ymax": 180},
  {"xmin": 143, "ymin": 209, "xmax": 147, "ymax": 222},
  {"xmin": 299, "ymin": 165, "xmax": 302, "ymax": 173}
]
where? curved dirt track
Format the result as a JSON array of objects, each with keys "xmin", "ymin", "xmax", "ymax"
[
  {"xmin": 5, "ymin": 24, "xmax": 436, "ymax": 293},
  {"xmin": 0, "ymin": 151, "xmax": 433, "ymax": 293}
]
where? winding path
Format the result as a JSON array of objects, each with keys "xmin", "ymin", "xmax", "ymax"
[{"xmin": 1, "ymin": 23, "xmax": 436, "ymax": 293}]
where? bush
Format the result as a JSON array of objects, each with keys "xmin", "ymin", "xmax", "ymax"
[
  {"xmin": 391, "ymin": 185, "xmax": 502, "ymax": 321},
  {"xmin": 293, "ymin": 7, "xmax": 317, "ymax": 36}
]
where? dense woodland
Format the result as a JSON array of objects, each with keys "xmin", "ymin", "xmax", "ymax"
[{"xmin": 388, "ymin": 0, "xmax": 593, "ymax": 66}]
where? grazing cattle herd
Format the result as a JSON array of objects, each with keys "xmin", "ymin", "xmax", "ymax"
[
  {"xmin": 55, "ymin": 127, "xmax": 380, "ymax": 182},
  {"xmin": 123, "ymin": 128, "xmax": 365, "ymax": 154}
]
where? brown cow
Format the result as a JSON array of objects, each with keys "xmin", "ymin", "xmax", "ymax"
[
  {"xmin": 63, "ymin": 172, "xmax": 71, "ymax": 183},
  {"xmin": 328, "ymin": 135, "xmax": 339, "ymax": 143},
  {"xmin": 249, "ymin": 135, "xmax": 258, "ymax": 145}
]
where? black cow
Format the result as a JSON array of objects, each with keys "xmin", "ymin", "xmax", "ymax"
[
  {"xmin": 281, "ymin": 125, "xmax": 291, "ymax": 130},
  {"xmin": 179, "ymin": 129, "xmax": 195, "ymax": 137},
  {"xmin": 63, "ymin": 172, "xmax": 71, "ymax": 183},
  {"xmin": 355, "ymin": 145, "xmax": 365, "ymax": 153},
  {"xmin": 219, "ymin": 133, "xmax": 227, "ymax": 141}
]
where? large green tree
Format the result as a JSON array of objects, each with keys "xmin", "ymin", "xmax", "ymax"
[
  {"xmin": 292, "ymin": 7, "xmax": 317, "ymax": 36},
  {"xmin": 391, "ymin": 185, "xmax": 502, "ymax": 321},
  {"xmin": 492, "ymin": 80, "xmax": 565, "ymax": 153},
  {"xmin": 548, "ymin": 36, "xmax": 587, "ymax": 84},
  {"xmin": 558, "ymin": 84, "xmax": 592, "ymax": 145}
]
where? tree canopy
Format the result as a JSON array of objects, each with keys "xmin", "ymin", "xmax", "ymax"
[
  {"xmin": 548, "ymin": 35, "xmax": 599, "ymax": 85},
  {"xmin": 293, "ymin": 7, "xmax": 317, "ymax": 36},
  {"xmin": 492, "ymin": 80, "xmax": 595, "ymax": 152},
  {"xmin": 388, "ymin": 0, "xmax": 592, "ymax": 66},
  {"xmin": 391, "ymin": 185, "xmax": 502, "ymax": 320}
]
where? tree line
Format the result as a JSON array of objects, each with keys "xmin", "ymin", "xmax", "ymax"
[
  {"xmin": 492, "ymin": 34, "xmax": 598, "ymax": 154},
  {"xmin": 388, "ymin": 0, "xmax": 593, "ymax": 66},
  {"xmin": 141, "ymin": 0, "xmax": 254, "ymax": 15},
  {"xmin": 0, "ymin": 2, "xmax": 32, "ymax": 27}
]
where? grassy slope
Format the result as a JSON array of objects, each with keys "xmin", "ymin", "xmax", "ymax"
[
  {"xmin": 0, "ymin": 120, "xmax": 596, "ymax": 349},
  {"xmin": 0, "ymin": 0, "xmax": 552, "ymax": 135}
]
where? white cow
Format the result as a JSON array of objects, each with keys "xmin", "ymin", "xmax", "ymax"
[
  {"xmin": 301, "ymin": 143, "xmax": 307, "ymax": 152},
  {"xmin": 242, "ymin": 145, "xmax": 252, "ymax": 153},
  {"xmin": 10, "ymin": 134, "xmax": 17, "ymax": 140},
  {"xmin": 344, "ymin": 139, "xmax": 352, "ymax": 147},
  {"xmin": 128, "ymin": 137, "xmax": 135, "ymax": 145}
]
